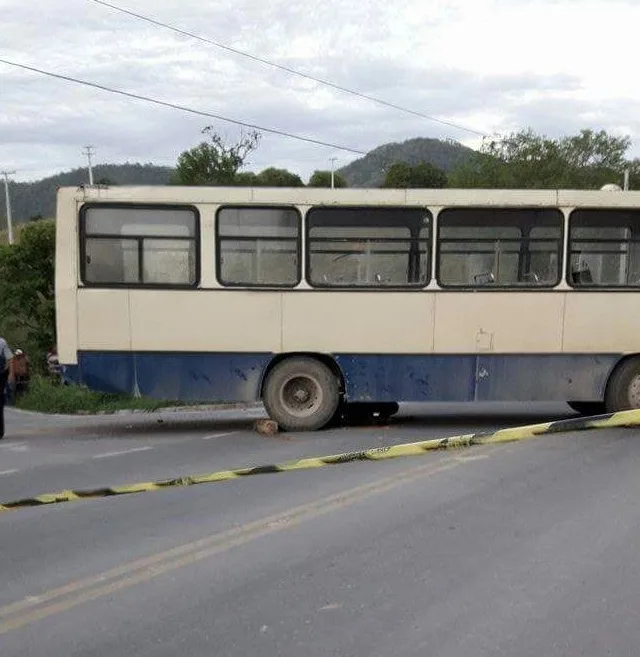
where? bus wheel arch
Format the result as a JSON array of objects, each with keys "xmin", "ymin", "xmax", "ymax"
[
  {"xmin": 260, "ymin": 354, "xmax": 345, "ymax": 431},
  {"xmin": 605, "ymin": 355, "xmax": 640, "ymax": 412},
  {"xmin": 567, "ymin": 401, "xmax": 606, "ymax": 416}
]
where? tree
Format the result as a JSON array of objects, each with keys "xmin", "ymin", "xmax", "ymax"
[
  {"xmin": 449, "ymin": 128, "xmax": 639, "ymax": 189},
  {"xmin": 0, "ymin": 220, "xmax": 56, "ymax": 364},
  {"xmin": 381, "ymin": 162, "xmax": 448, "ymax": 188},
  {"xmin": 233, "ymin": 171, "xmax": 259, "ymax": 186},
  {"xmin": 174, "ymin": 127, "xmax": 261, "ymax": 185},
  {"xmin": 307, "ymin": 170, "xmax": 348, "ymax": 188},
  {"xmin": 255, "ymin": 167, "xmax": 304, "ymax": 187}
]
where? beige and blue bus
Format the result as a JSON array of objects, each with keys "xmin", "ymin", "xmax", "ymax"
[{"xmin": 55, "ymin": 184, "xmax": 640, "ymax": 430}]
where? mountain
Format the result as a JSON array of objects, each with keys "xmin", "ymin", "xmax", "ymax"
[
  {"xmin": 7, "ymin": 163, "xmax": 174, "ymax": 224},
  {"xmin": 3, "ymin": 137, "xmax": 476, "ymax": 225},
  {"xmin": 338, "ymin": 137, "xmax": 475, "ymax": 187}
]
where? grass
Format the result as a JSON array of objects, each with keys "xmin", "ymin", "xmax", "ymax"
[{"xmin": 14, "ymin": 375, "xmax": 185, "ymax": 415}]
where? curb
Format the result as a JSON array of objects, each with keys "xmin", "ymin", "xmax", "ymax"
[
  {"xmin": 8, "ymin": 402, "xmax": 264, "ymax": 419},
  {"xmin": 2, "ymin": 408, "xmax": 639, "ymax": 514}
]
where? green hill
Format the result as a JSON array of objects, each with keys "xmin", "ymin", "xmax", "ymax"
[
  {"xmin": 6, "ymin": 163, "xmax": 174, "ymax": 224},
  {"xmin": 1, "ymin": 137, "xmax": 477, "ymax": 227},
  {"xmin": 338, "ymin": 137, "xmax": 475, "ymax": 187}
]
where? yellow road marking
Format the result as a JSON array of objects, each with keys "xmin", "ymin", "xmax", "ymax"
[{"xmin": 0, "ymin": 451, "xmax": 481, "ymax": 635}]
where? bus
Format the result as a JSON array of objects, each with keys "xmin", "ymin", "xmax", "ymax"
[{"xmin": 54, "ymin": 184, "xmax": 640, "ymax": 430}]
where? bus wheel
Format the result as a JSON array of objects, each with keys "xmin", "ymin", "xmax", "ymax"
[
  {"xmin": 263, "ymin": 357, "xmax": 340, "ymax": 431},
  {"xmin": 567, "ymin": 401, "xmax": 606, "ymax": 416},
  {"xmin": 605, "ymin": 358, "xmax": 640, "ymax": 412}
]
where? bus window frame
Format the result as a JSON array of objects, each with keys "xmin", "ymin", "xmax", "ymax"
[
  {"xmin": 78, "ymin": 202, "xmax": 201, "ymax": 289},
  {"xmin": 305, "ymin": 205, "xmax": 432, "ymax": 290},
  {"xmin": 567, "ymin": 207, "xmax": 640, "ymax": 290},
  {"xmin": 215, "ymin": 204, "xmax": 303, "ymax": 289},
  {"xmin": 435, "ymin": 206, "xmax": 565, "ymax": 290}
]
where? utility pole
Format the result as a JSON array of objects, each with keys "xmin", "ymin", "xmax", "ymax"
[
  {"xmin": 329, "ymin": 157, "xmax": 337, "ymax": 189},
  {"xmin": 1, "ymin": 170, "xmax": 15, "ymax": 245},
  {"xmin": 84, "ymin": 145, "xmax": 95, "ymax": 186},
  {"xmin": 624, "ymin": 169, "xmax": 630, "ymax": 191}
]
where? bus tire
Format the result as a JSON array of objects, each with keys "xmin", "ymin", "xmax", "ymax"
[
  {"xmin": 262, "ymin": 357, "xmax": 340, "ymax": 431},
  {"xmin": 605, "ymin": 358, "xmax": 640, "ymax": 412},
  {"xmin": 567, "ymin": 401, "xmax": 606, "ymax": 416}
]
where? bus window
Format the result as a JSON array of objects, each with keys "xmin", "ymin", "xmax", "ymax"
[
  {"xmin": 569, "ymin": 209, "xmax": 640, "ymax": 287},
  {"xmin": 437, "ymin": 207, "xmax": 563, "ymax": 288},
  {"xmin": 306, "ymin": 206, "xmax": 430, "ymax": 288},
  {"xmin": 216, "ymin": 207, "xmax": 301, "ymax": 287},
  {"xmin": 80, "ymin": 204, "xmax": 199, "ymax": 286}
]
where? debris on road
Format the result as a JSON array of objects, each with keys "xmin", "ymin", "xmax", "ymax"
[{"xmin": 255, "ymin": 419, "xmax": 279, "ymax": 436}]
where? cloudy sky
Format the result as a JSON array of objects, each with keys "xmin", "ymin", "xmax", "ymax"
[{"xmin": 1, "ymin": 0, "xmax": 639, "ymax": 182}]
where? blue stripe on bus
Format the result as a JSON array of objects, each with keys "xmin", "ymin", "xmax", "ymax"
[
  {"xmin": 334, "ymin": 354, "xmax": 620, "ymax": 403},
  {"xmin": 62, "ymin": 352, "xmax": 272, "ymax": 403},
  {"xmin": 61, "ymin": 352, "xmax": 622, "ymax": 404}
]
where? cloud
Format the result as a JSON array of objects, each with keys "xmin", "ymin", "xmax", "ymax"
[
  {"xmin": 1, "ymin": 0, "xmax": 639, "ymax": 183},
  {"xmin": 501, "ymin": 95, "xmax": 640, "ymax": 143}
]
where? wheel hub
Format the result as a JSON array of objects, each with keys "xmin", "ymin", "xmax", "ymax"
[
  {"xmin": 280, "ymin": 375, "xmax": 323, "ymax": 418},
  {"xmin": 293, "ymin": 387, "xmax": 310, "ymax": 403}
]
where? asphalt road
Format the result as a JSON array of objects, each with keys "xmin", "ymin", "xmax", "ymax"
[{"xmin": 2, "ymin": 402, "xmax": 640, "ymax": 656}]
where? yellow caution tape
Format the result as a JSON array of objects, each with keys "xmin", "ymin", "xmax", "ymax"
[{"xmin": 2, "ymin": 408, "xmax": 639, "ymax": 513}]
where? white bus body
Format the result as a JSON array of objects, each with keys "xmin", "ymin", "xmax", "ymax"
[{"xmin": 55, "ymin": 185, "xmax": 640, "ymax": 430}]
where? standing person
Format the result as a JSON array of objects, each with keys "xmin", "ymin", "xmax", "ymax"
[
  {"xmin": 0, "ymin": 335, "xmax": 14, "ymax": 440},
  {"xmin": 12, "ymin": 349, "xmax": 30, "ymax": 399}
]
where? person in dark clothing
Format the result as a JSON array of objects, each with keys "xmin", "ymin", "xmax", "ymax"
[{"xmin": 0, "ymin": 336, "xmax": 15, "ymax": 440}]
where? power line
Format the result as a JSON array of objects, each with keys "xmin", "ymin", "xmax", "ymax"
[
  {"xmin": 89, "ymin": 0, "xmax": 489, "ymax": 138},
  {"xmin": 0, "ymin": 59, "xmax": 366, "ymax": 155}
]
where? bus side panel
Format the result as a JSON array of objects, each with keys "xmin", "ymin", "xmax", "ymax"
[
  {"xmin": 434, "ymin": 293, "xmax": 564, "ymax": 353},
  {"xmin": 129, "ymin": 290, "xmax": 282, "ymax": 353},
  {"xmin": 283, "ymin": 292, "xmax": 434, "ymax": 354},
  {"xmin": 77, "ymin": 290, "xmax": 131, "ymax": 350},
  {"xmin": 475, "ymin": 354, "xmax": 619, "ymax": 401},
  {"xmin": 335, "ymin": 355, "xmax": 477, "ymax": 402},
  {"xmin": 74, "ymin": 352, "xmax": 134, "ymax": 395},
  {"xmin": 55, "ymin": 190, "xmax": 80, "ymax": 366},
  {"xmin": 72, "ymin": 351, "xmax": 272, "ymax": 402},
  {"xmin": 334, "ymin": 354, "xmax": 619, "ymax": 403},
  {"xmin": 563, "ymin": 293, "xmax": 640, "ymax": 353},
  {"xmin": 134, "ymin": 352, "xmax": 271, "ymax": 402}
]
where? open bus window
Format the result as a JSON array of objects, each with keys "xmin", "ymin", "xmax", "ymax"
[
  {"xmin": 437, "ymin": 208, "xmax": 563, "ymax": 288},
  {"xmin": 80, "ymin": 204, "xmax": 199, "ymax": 286},
  {"xmin": 306, "ymin": 206, "xmax": 430, "ymax": 288},
  {"xmin": 569, "ymin": 209, "xmax": 640, "ymax": 287},
  {"xmin": 216, "ymin": 207, "xmax": 300, "ymax": 287}
]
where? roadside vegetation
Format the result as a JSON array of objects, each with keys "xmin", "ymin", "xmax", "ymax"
[{"xmin": 14, "ymin": 375, "xmax": 182, "ymax": 415}]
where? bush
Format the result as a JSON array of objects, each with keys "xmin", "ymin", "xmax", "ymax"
[
  {"xmin": 0, "ymin": 220, "xmax": 56, "ymax": 372},
  {"xmin": 15, "ymin": 376, "xmax": 183, "ymax": 414}
]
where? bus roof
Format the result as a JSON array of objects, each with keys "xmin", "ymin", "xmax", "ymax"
[{"xmin": 56, "ymin": 185, "xmax": 640, "ymax": 209}]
